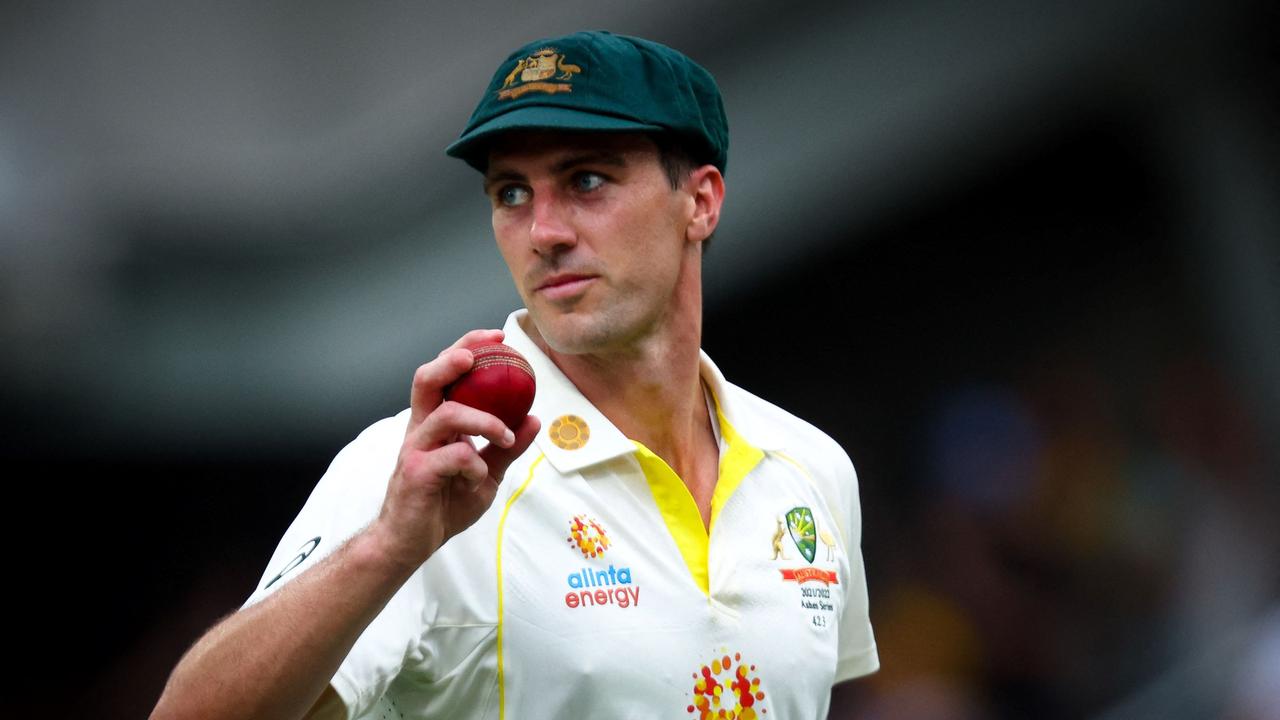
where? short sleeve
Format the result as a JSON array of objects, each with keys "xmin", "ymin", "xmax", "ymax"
[
  {"xmin": 834, "ymin": 456, "xmax": 879, "ymax": 681},
  {"xmin": 330, "ymin": 566, "xmax": 431, "ymax": 718},
  {"xmin": 241, "ymin": 411, "xmax": 431, "ymax": 717}
]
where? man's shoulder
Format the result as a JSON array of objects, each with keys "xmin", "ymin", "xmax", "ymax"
[
  {"xmin": 345, "ymin": 408, "xmax": 412, "ymax": 453},
  {"xmin": 305, "ymin": 409, "xmax": 410, "ymax": 498},
  {"xmin": 721, "ymin": 380, "xmax": 864, "ymax": 545},
  {"xmin": 719, "ymin": 379, "xmax": 853, "ymax": 472}
]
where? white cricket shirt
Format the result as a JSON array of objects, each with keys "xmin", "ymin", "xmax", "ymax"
[{"xmin": 246, "ymin": 309, "xmax": 878, "ymax": 720}]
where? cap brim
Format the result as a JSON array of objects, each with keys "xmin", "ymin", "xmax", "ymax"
[{"xmin": 446, "ymin": 105, "xmax": 664, "ymax": 170}]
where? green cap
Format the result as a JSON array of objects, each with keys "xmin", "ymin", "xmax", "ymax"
[{"xmin": 446, "ymin": 31, "xmax": 728, "ymax": 173}]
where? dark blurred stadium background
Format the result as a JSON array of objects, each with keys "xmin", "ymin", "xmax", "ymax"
[{"xmin": 3, "ymin": 2, "xmax": 1276, "ymax": 718}]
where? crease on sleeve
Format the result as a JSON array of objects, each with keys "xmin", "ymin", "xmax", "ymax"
[
  {"xmin": 835, "ymin": 642, "xmax": 880, "ymax": 682},
  {"xmin": 329, "ymin": 545, "xmax": 433, "ymax": 719},
  {"xmin": 328, "ymin": 674, "xmax": 360, "ymax": 720}
]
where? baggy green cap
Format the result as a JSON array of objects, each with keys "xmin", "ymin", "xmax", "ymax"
[{"xmin": 446, "ymin": 31, "xmax": 728, "ymax": 173}]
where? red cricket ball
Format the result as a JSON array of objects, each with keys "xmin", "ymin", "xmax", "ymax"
[{"xmin": 444, "ymin": 342, "xmax": 536, "ymax": 430}]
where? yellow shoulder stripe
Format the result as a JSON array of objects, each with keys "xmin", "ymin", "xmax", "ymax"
[{"xmin": 496, "ymin": 453, "xmax": 545, "ymax": 720}]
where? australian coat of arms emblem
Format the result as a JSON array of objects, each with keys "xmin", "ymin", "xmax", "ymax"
[{"xmin": 498, "ymin": 47, "xmax": 582, "ymax": 100}]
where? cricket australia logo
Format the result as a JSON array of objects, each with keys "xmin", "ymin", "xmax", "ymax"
[
  {"xmin": 776, "ymin": 506, "xmax": 838, "ymax": 624},
  {"xmin": 785, "ymin": 507, "xmax": 817, "ymax": 563},
  {"xmin": 498, "ymin": 47, "xmax": 582, "ymax": 100}
]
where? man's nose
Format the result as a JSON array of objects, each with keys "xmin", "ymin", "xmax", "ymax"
[{"xmin": 529, "ymin": 193, "xmax": 576, "ymax": 253}]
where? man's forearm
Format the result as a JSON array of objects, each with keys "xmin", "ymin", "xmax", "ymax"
[
  {"xmin": 152, "ymin": 334, "xmax": 538, "ymax": 720},
  {"xmin": 151, "ymin": 525, "xmax": 418, "ymax": 720}
]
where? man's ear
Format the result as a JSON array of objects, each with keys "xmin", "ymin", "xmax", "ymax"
[{"xmin": 685, "ymin": 165, "xmax": 725, "ymax": 245}]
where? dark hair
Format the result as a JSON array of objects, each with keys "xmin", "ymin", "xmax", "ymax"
[{"xmin": 649, "ymin": 133, "xmax": 714, "ymax": 253}]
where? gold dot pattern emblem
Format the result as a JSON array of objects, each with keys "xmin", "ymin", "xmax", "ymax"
[{"xmin": 549, "ymin": 414, "xmax": 590, "ymax": 450}]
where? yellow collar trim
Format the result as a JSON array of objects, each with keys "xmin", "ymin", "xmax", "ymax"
[{"xmin": 632, "ymin": 406, "xmax": 765, "ymax": 596}]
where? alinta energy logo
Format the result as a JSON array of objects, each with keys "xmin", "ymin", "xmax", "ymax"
[
  {"xmin": 567, "ymin": 515, "xmax": 610, "ymax": 558},
  {"xmin": 686, "ymin": 651, "xmax": 767, "ymax": 719},
  {"xmin": 563, "ymin": 514, "xmax": 640, "ymax": 610}
]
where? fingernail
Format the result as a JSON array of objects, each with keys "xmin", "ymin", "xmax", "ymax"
[{"xmin": 503, "ymin": 429, "xmax": 515, "ymax": 447}]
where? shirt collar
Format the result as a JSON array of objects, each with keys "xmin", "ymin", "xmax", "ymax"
[
  {"xmin": 502, "ymin": 310, "xmax": 634, "ymax": 474},
  {"xmin": 696, "ymin": 347, "xmax": 785, "ymax": 452},
  {"xmin": 502, "ymin": 309, "xmax": 781, "ymax": 475}
]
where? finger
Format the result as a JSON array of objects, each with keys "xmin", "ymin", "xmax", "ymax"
[
  {"xmin": 448, "ymin": 473, "xmax": 494, "ymax": 499},
  {"xmin": 407, "ymin": 329, "xmax": 506, "ymax": 428},
  {"xmin": 424, "ymin": 441, "xmax": 489, "ymax": 491},
  {"xmin": 408, "ymin": 349, "xmax": 475, "ymax": 427},
  {"xmin": 447, "ymin": 473, "xmax": 500, "ymax": 528},
  {"xmin": 446, "ymin": 328, "xmax": 505, "ymax": 352},
  {"xmin": 478, "ymin": 414, "xmax": 542, "ymax": 483},
  {"xmin": 411, "ymin": 401, "xmax": 515, "ymax": 450}
]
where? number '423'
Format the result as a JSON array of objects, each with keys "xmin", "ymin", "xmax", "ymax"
[{"xmin": 812, "ymin": 615, "xmax": 827, "ymax": 628}]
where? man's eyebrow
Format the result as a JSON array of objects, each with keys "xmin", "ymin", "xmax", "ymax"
[
  {"xmin": 484, "ymin": 151, "xmax": 630, "ymax": 193},
  {"xmin": 550, "ymin": 151, "xmax": 628, "ymax": 174},
  {"xmin": 483, "ymin": 169, "xmax": 525, "ymax": 194}
]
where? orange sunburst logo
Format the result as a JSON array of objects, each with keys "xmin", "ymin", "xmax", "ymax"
[
  {"xmin": 548, "ymin": 414, "xmax": 590, "ymax": 450},
  {"xmin": 567, "ymin": 515, "xmax": 611, "ymax": 558},
  {"xmin": 687, "ymin": 652, "xmax": 767, "ymax": 719}
]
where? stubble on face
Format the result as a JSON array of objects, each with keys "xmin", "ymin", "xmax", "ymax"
[{"xmin": 487, "ymin": 133, "xmax": 693, "ymax": 358}]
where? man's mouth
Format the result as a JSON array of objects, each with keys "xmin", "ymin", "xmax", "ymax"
[{"xmin": 535, "ymin": 274, "xmax": 597, "ymax": 299}]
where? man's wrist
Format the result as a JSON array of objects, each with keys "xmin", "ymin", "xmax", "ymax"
[{"xmin": 350, "ymin": 521, "xmax": 431, "ymax": 583}]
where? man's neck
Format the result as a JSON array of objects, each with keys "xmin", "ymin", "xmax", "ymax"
[
  {"xmin": 555, "ymin": 329, "xmax": 707, "ymax": 460},
  {"xmin": 521, "ymin": 286, "xmax": 721, "ymax": 526},
  {"xmin": 524, "ymin": 301, "xmax": 703, "ymax": 444}
]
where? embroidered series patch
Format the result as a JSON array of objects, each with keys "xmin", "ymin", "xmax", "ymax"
[{"xmin": 772, "ymin": 506, "xmax": 841, "ymax": 629}]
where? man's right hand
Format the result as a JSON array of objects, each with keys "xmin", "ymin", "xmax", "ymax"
[
  {"xmin": 151, "ymin": 329, "xmax": 540, "ymax": 720},
  {"xmin": 370, "ymin": 328, "xmax": 541, "ymax": 571}
]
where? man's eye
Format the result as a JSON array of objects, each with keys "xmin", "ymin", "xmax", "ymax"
[
  {"xmin": 573, "ymin": 172, "xmax": 605, "ymax": 192},
  {"xmin": 499, "ymin": 186, "xmax": 530, "ymax": 207}
]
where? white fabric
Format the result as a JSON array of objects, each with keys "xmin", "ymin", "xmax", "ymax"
[{"xmin": 244, "ymin": 309, "xmax": 877, "ymax": 719}]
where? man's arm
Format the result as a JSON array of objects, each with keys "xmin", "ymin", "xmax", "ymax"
[
  {"xmin": 151, "ymin": 329, "xmax": 540, "ymax": 720},
  {"xmin": 153, "ymin": 526, "xmax": 418, "ymax": 720}
]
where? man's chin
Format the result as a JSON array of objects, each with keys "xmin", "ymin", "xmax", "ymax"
[{"xmin": 529, "ymin": 311, "xmax": 613, "ymax": 356}]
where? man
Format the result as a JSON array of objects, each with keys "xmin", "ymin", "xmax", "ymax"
[{"xmin": 152, "ymin": 30, "xmax": 877, "ymax": 720}]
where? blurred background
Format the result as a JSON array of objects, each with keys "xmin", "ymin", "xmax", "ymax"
[{"xmin": 4, "ymin": 1, "xmax": 1277, "ymax": 717}]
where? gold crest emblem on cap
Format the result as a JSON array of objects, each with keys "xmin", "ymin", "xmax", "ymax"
[
  {"xmin": 548, "ymin": 414, "xmax": 590, "ymax": 450},
  {"xmin": 498, "ymin": 47, "xmax": 582, "ymax": 100}
]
